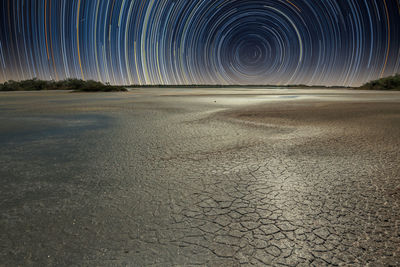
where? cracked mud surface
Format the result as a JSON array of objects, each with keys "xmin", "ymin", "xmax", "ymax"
[{"xmin": 1, "ymin": 89, "xmax": 400, "ymax": 266}]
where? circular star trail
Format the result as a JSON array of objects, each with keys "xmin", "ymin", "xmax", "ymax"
[{"xmin": 0, "ymin": 0, "xmax": 399, "ymax": 86}]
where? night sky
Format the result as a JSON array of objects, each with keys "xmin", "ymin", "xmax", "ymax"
[{"xmin": 0, "ymin": 0, "xmax": 399, "ymax": 86}]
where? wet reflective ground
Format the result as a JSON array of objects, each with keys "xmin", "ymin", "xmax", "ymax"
[{"xmin": 1, "ymin": 89, "xmax": 400, "ymax": 266}]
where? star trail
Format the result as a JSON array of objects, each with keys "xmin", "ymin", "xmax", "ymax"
[{"xmin": 0, "ymin": 0, "xmax": 399, "ymax": 86}]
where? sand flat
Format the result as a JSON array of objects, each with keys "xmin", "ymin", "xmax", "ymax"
[{"xmin": 1, "ymin": 89, "xmax": 400, "ymax": 265}]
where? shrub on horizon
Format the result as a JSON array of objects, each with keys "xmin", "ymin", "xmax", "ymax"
[
  {"xmin": 360, "ymin": 74, "xmax": 400, "ymax": 91},
  {"xmin": 0, "ymin": 78, "xmax": 127, "ymax": 92}
]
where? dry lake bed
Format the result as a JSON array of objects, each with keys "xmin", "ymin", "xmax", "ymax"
[{"xmin": 1, "ymin": 88, "xmax": 400, "ymax": 266}]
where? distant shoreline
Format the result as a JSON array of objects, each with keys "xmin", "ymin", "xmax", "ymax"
[
  {"xmin": 1, "ymin": 74, "xmax": 399, "ymax": 91},
  {"xmin": 126, "ymin": 84, "xmax": 352, "ymax": 89}
]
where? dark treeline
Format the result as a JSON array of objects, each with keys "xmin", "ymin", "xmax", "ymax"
[
  {"xmin": 0, "ymin": 79, "xmax": 348, "ymax": 91},
  {"xmin": 0, "ymin": 78, "xmax": 127, "ymax": 92},
  {"xmin": 359, "ymin": 74, "xmax": 400, "ymax": 91},
  {"xmin": 1, "ymin": 75, "xmax": 399, "ymax": 91}
]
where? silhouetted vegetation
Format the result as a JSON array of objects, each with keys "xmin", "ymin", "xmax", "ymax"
[
  {"xmin": 0, "ymin": 78, "xmax": 362, "ymax": 91},
  {"xmin": 360, "ymin": 74, "xmax": 400, "ymax": 91},
  {"xmin": 0, "ymin": 78, "xmax": 127, "ymax": 92}
]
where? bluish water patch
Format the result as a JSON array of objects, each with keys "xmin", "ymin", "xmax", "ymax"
[
  {"xmin": 49, "ymin": 97, "xmax": 127, "ymax": 104},
  {"xmin": 0, "ymin": 114, "xmax": 112, "ymax": 145}
]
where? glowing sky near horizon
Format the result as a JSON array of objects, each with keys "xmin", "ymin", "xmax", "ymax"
[{"xmin": 0, "ymin": 0, "xmax": 399, "ymax": 86}]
